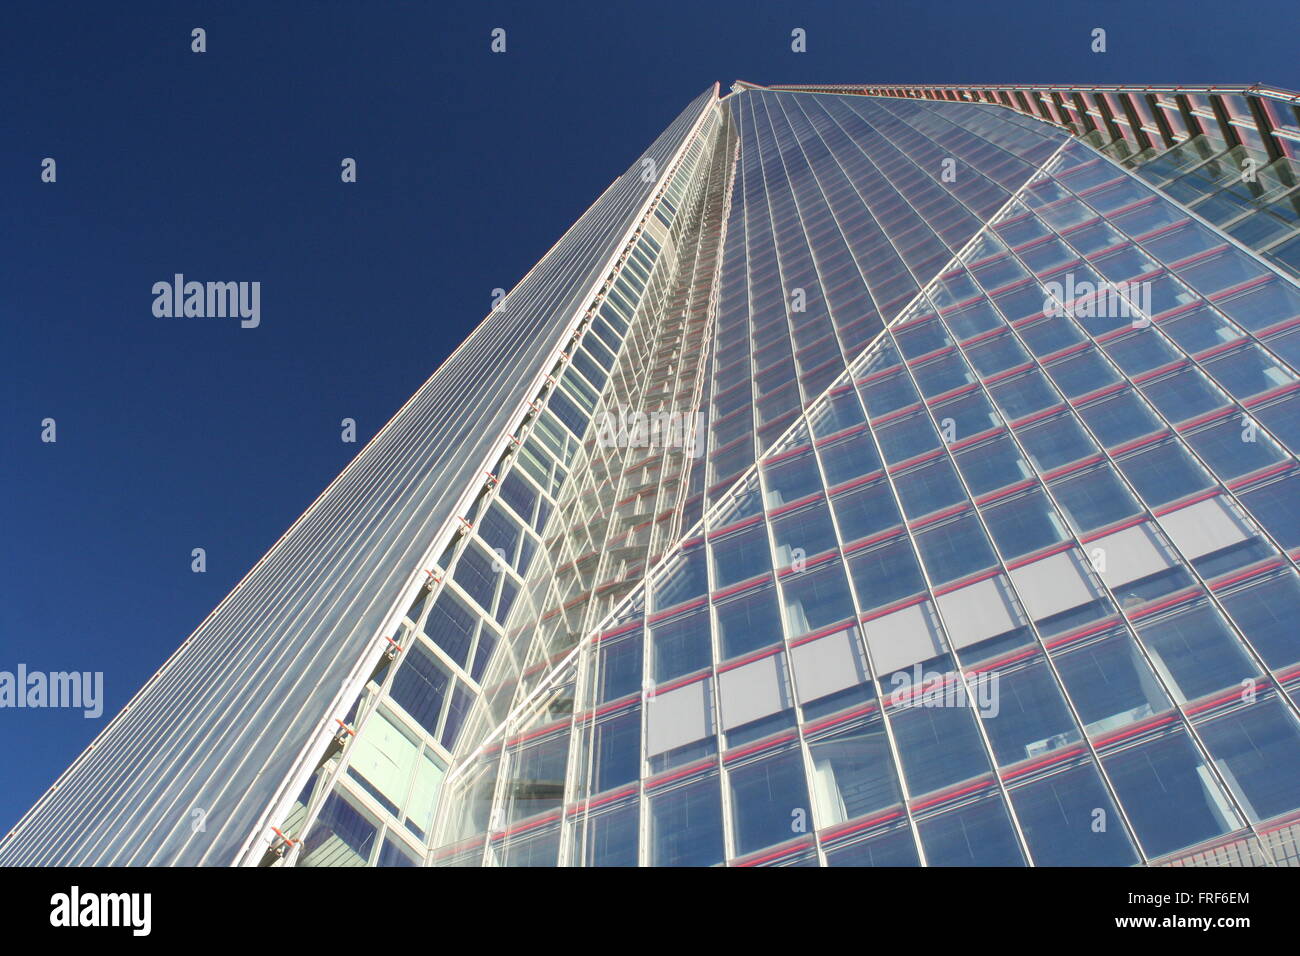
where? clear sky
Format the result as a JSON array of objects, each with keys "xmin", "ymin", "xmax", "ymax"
[{"xmin": 2, "ymin": 0, "xmax": 1297, "ymax": 836}]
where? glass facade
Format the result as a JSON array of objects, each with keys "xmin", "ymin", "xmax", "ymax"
[{"xmin": 7, "ymin": 81, "xmax": 1300, "ymax": 868}]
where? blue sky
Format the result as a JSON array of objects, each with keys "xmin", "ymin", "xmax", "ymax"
[{"xmin": 2, "ymin": 0, "xmax": 1297, "ymax": 835}]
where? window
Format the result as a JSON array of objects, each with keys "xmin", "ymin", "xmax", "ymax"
[
  {"xmin": 762, "ymin": 451, "xmax": 822, "ymax": 507},
  {"xmin": 572, "ymin": 803, "xmax": 639, "ymax": 867},
  {"xmin": 772, "ymin": 499, "xmax": 838, "ymax": 566},
  {"xmin": 913, "ymin": 352, "xmax": 976, "ymax": 397},
  {"xmin": 954, "ymin": 433, "xmax": 1032, "ymax": 494},
  {"xmin": 1201, "ymin": 343, "xmax": 1295, "ymax": 399},
  {"xmin": 1019, "ymin": 314, "xmax": 1085, "ymax": 357},
  {"xmin": 1140, "ymin": 220, "xmax": 1223, "ymax": 265},
  {"xmin": 728, "ymin": 749, "xmax": 812, "ymax": 856},
  {"xmin": 1090, "ymin": 243, "xmax": 1157, "ymax": 282},
  {"xmin": 710, "ymin": 521, "xmax": 771, "ymax": 588},
  {"xmin": 1137, "ymin": 603, "xmax": 1261, "ymax": 703},
  {"xmin": 422, "ymin": 590, "xmax": 478, "ymax": 668},
  {"xmin": 832, "ymin": 479, "xmax": 901, "ymax": 543},
  {"xmin": 506, "ymin": 733, "xmax": 570, "ymax": 823},
  {"xmin": 859, "ymin": 370, "xmax": 919, "ymax": 418},
  {"xmin": 596, "ymin": 632, "xmax": 642, "ymax": 703},
  {"xmin": 966, "ymin": 334, "xmax": 1030, "ymax": 377},
  {"xmin": 818, "ymin": 429, "xmax": 881, "ymax": 486},
  {"xmin": 849, "ymin": 537, "xmax": 926, "ymax": 610},
  {"xmin": 589, "ymin": 712, "xmax": 640, "ymax": 795},
  {"xmin": 1010, "ymin": 763, "xmax": 1139, "ymax": 865},
  {"xmin": 1219, "ymin": 572, "xmax": 1300, "ymax": 669},
  {"xmin": 1240, "ymin": 473, "xmax": 1300, "ymax": 549},
  {"xmin": 894, "ymin": 456, "xmax": 966, "ymax": 518},
  {"xmin": 1078, "ymin": 389, "xmax": 1162, "ymax": 447},
  {"xmin": 932, "ymin": 389, "xmax": 1001, "ymax": 437},
  {"xmin": 1177, "ymin": 246, "xmax": 1267, "ymax": 296},
  {"xmin": 1115, "ymin": 440, "xmax": 1213, "ymax": 508},
  {"xmin": 651, "ymin": 608, "xmax": 712, "ymax": 682},
  {"xmin": 990, "ymin": 368, "xmax": 1061, "ymax": 420},
  {"xmin": 1197, "ymin": 699, "xmax": 1300, "ymax": 823},
  {"xmin": 1017, "ymin": 413, "xmax": 1098, "ymax": 470},
  {"xmin": 716, "ymin": 587, "xmax": 784, "ymax": 659},
  {"xmin": 1160, "ymin": 303, "xmax": 1240, "ymax": 353},
  {"xmin": 1049, "ymin": 465, "xmax": 1140, "ymax": 534},
  {"xmin": 943, "ymin": 299, "xmax": 1003, "ymax": 340},
  {"xmin": 914, "ymin": 513, "xmax": 997, "ymax": 585},
  {"xmin": 1102, "ymin": 730, "xmax": 1238, "ymax": 859},
  {"xmin": 781, "ymin": 560, "xmax": 856, "ymax": 636},
  {"xmin": 825, "ymin": 825, "xmax": 920, "ymax": 866},
  {"xmin": 1054, "ymin": 632, "xmax": 1170, "ymax": 736},
  {"xmin": 806, "ymin": 719, "xmax": 903, "ymax": 826},
  {"xmin": 876, "ymin": 410, "xmax": 941, "ymax": 464},
  {"xmin": 917, "ymin": 796, "xmax": 1025, "ymax": 866},
  {"xmin": 1045, "ymin": 348, "xmax": 1120, "ymax": 398},
  {"xmin": 1185, "ymin": 415, "xmax": 1287, "ymax": 480},
  {"xmin": 1215, "ymin": 277, "xmax": 1300, "ymax": 331},
  {"xmin": 895, "ymin": 319, "xmax": 952, "ymax": 359},
  {"xmin": 891, "ymin": 702, "xmax": 993, "ymax": 796},
  {"xmin": 1104, "ymin": 330, "xmax": 1179, "ymax": 375},
  {"xmin": 652, "ymin": 546, "xmax": 707, "ymax": 611},
  {"xmin": 301, "ymin": 792, "xmax": 377, "ymax": 867},
  {"xmin": 649, "ymin": 775, "xmax": 725, "ymax": 867},
  {"xmin": 979, "ymin": 659, "xmax": 1081, "ymax": 764},
  {"xmin": 389, "ymin": 641, "xmax": 451, "ymax": 737},
  {"xmin": 983, "ymin": 488, "xmax": 1069, "ymax": 559}
]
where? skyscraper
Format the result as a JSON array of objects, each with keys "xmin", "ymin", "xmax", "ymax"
[{"xmin": 6, "ymin": 81, "xmax": 1300, "ymax": 867}]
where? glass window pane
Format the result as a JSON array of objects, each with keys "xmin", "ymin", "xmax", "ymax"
[
  {"xmin": 649, "ymin": 775, "xmax": 724, "ymax": 867},
  {"xmin": 1115, "ymin": 441, "xmax": 1213, "ymax": 508},
  {"xmin": 1053, "ymin": 632, "xmax": 1172, "ymax": 736},
  {"xmin": 979, "ymin": 658, "xmax": 1081, "ymax": 764},
  {"xmin": 1137, "ymin": 603, "xmax": 1261, "ymax": 703},
  {"xmin": 832, "ymin": 479, "xmax": 902, "ymax": 543},
  {"xmin": 1078, "ymin": 389, "xmax": 1162, "ymax": 447},
  {"xmin": 983, "ymin": 488, "xmax": 1070, "ymax": 560},
  {"xmin": 1010, "ymin": 763, "xmax": 1140, "ymax": 866},
  {"xmin": 1049, "ymin": 465, "xmax": 1140, "ymax": 534},
  {"xmin": 1219, "ymin": 572, "xmax": 1300, "ymax": 670},
  {"xmin": 891, "ymin": 702, "xmax": 993, "ymax": 796},
  {"xmin": 1197, "ymin": 699, "xmax": 1300, "ymax": 823},
  {"xmin": 1102, "ymin": 730, "xmax": 1238, "ymax": 859},
  {"xmin": 651, "ymin": 608, "xmax": 712, "ymax": 682},
  {"xmin": 914, "ymin": 513, "xmax": 998, "ymax": 585},
  {"xmin": 807, "ymin": 719, "xmax": 904, "ymax": 826},
  {"xmin": 716, "ymin": 587, "xmax": 784, "ymax": 659},
  {"xmin": 954, "ymin": 433, "xmax": 1032, "ymax": 494},
  {"xmin": 711, "ymin": 521, "xmax": 772, "ymax": 588},
  {"xmin": 781, "ymin": 560, "xmax": 856, "ymax": 636},
  {"xmin": 728, "ymin": 749, "xmax": 812, "ymax": 856},
  {"xmin": 1017, "ymin": 414, "xmax": 1098, "ymax": 471},
  {"xmin": 917, "ymin": 795, "xmax": 1026, "ymax": 866}
]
